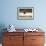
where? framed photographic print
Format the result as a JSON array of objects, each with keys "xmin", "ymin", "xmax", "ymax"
[{"xmin": 17, "ymin": 7, "xmax": 34, "ymax": 20}]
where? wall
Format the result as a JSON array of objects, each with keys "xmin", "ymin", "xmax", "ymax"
[
  {"xmin": 0, "ymin": 0, "xmax": 46, "ymax": 44},
  {"xmin": 0, "ymin": 0, "xmax": 46, "ymax": 29},
  {"xmin": 0, "ymin": 0, "xmax": 46, "ymax": 28}
]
